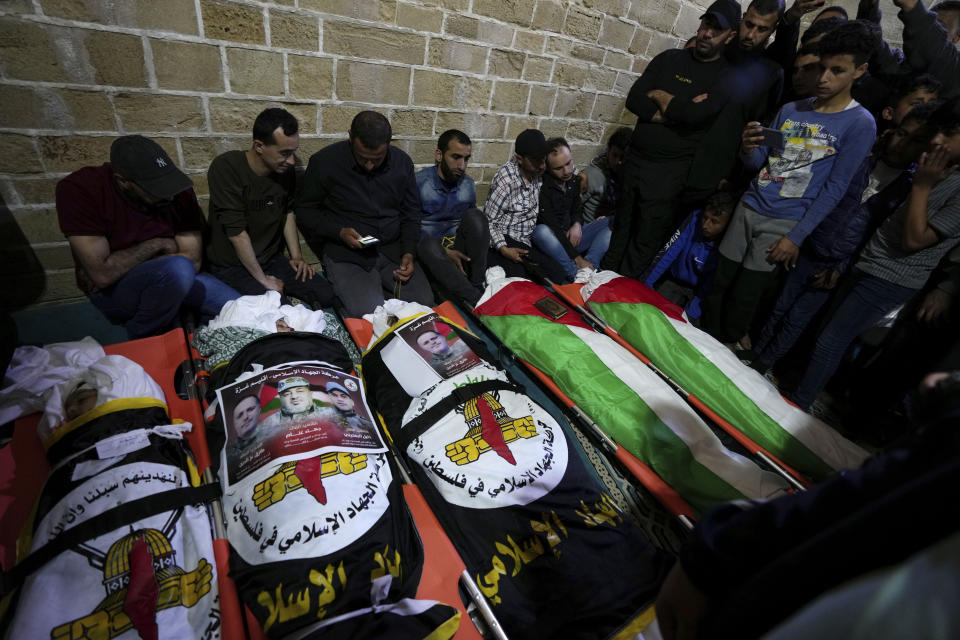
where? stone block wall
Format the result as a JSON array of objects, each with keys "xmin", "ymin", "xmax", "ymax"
[{"xmin": 0, "ymin": 0, "xmax": 904, "ymax": 306}]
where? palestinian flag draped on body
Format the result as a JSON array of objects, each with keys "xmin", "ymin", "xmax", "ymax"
[
  {"xmin": 580, "ymin": 271, "xmax": 868, "ymax": 479},
  {"xmin": 474, "ymin": 276, "xmax": 790, "ymax": 513}
]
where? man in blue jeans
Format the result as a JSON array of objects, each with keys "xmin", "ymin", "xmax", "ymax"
[
  {"xmin": 415, "ymin": 129, "xmax": 490, "ymax": 304},
  {"xmin": 790, "ymin": 99, "xmax": 960, "ymax": 410},
  {"xmin": 56, "ymin": 136, "xmax": 239, "ymax": 338},
  {"xmin": 532, "ymin": 137, "xmax": 611, "ymax": 281}
]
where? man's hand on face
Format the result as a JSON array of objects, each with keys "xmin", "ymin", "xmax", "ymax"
[
  {"xmin": 892, "ymin": 0, "xmax": 918, "ymax": 11},
  {"xmin": 339, "ymin": 227, "xmax": 365, "ymax": 249},
  {"xmin": 499, "ymin": 245, "xmax": 528, "ymax": 263},
  {"xmin": 915, "ymin": 146, "xmax": 957, "ymax": 189},
  {"xmin": 394, "ymin": 252, "xmax": 415, "ymax": 282},
  {"xmin": 289, "ymin": 258, "xmax": 315, "ymax": 281},
  {"xmin": 741, "ymin": 122, "xmax": 765, "ymax": 153},
  {"xmin": 261, "ymin": 275, "xmax": 285, "ymax": 292},
  {"xmin": 566, "ymin": 222, "xmax": 583, "ymax": 247},
  {"xmin": 444, "ymin": 247, "xmax": 471, "ymax": 275}
]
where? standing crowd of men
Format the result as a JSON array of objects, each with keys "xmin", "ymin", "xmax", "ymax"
[{"xmin": 56, "ymin": 0, "xmax": 960, "ymax": 427}]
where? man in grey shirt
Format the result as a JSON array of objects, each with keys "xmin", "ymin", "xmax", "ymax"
[{"xmin": 789, "ymin": 99, "xmax": 960, "ymax": 410}]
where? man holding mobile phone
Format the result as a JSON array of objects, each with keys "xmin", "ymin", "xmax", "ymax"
[{"xmin": 296, "ymin": 111, "xmax": 434, "ymax": 316}]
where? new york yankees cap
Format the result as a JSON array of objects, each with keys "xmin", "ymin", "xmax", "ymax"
[{"xmin": 110, "ymin": 135, "xmax": 193, "ymax": 200}]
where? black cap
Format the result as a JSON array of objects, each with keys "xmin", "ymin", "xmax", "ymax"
[
  {"xmin": 110, "ymin": 135, "xmax": 192, "ymax": 200},
  {"xmin": 515, "ymin": 129, "xmax": 548, "ymax": 158},
  {"xmin": 700, "ymin": 0, "xmax": 741, "ymax": 31}
]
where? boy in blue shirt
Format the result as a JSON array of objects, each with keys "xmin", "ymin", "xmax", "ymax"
[
  {"xmin": 643, "ymin": 191, "xmax": 735, "ymax": 323},
  {"xmin": 751, "ymin": 102, "xmax": 939, "ymax": 376},
  {"xmin": 702, "ymin": 21, "xmax": 879, "ymax": 349}
]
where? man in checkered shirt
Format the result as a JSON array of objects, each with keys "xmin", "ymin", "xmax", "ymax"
[{"xmin": 484, "ymin": 129, "xmax": 568, "ymax": 282}]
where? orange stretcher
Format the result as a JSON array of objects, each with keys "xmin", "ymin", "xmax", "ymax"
[
  {"xmin": 186, "ymin": 318, "xmax": 488, "ymax": 640},
  {"xmin": 0, "ymin": 329, "xmax": 248, "ymax": 640}
]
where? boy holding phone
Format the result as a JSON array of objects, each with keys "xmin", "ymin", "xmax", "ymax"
[{"xmin": 702, "ymin": 21, "xmax": 878, "ymax": 348}]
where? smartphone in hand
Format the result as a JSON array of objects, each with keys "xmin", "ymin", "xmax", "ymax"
[
  {"xmin": 760, "ymin": 127, "xmax": 786, "ymax": 151},
  {"xmin": 358, "ymin": 235, "xmax": 380, "ymax": 246}
]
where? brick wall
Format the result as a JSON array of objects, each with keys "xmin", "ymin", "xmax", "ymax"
[{"xmin": 0, "ymin": 0, "xmax": 904, "ymax": 307}]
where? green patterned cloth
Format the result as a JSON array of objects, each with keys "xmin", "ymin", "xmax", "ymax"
[{"xmin": 193, "ymin": 311, "xmax": 362, "ymax": 370}]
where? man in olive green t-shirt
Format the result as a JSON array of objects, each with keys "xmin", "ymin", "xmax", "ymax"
[{"xmin": 205, "ymin": 108, "xmax": 333, "ymax": 307}]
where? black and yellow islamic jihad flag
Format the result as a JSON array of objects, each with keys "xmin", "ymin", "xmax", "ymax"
[
  {"xmin": 210, "ymin": 333, "xmax": 459, "ymax": 639},
  {"xmin": 362, "ymin": 312, "xmax": 670, "ymax": 640},
  {"xmin": 2, "ymin": 407, "xmax": 221, "ymax": 639}
]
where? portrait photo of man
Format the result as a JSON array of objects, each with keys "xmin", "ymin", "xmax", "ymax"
[{"xmin": 413, "ymin": 326, "xmax": 480, "ymax": 378}]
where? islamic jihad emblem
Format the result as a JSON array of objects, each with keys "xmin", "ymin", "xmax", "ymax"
[
  {"xmin": 53, "ymin": 510, "xmax": 213, "ymax": 640},
  {"xmin": 445, "ymin": 392, "xmax": 538, "ymax": 466}
]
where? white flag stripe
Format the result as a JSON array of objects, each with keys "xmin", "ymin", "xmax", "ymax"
[
  {"xmin": 570, "ymin": 325, "xmax": 790, "ymax": 501},
  {"xmin": 666, "ymin": 316, "xmax": 869, "ymax": 471}
]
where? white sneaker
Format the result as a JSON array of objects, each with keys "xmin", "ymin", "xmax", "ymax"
[
  {"xmin": 574, "ymin": 266, "xmax": 596, "ymax": 283},
  {"xmin": 484, "ymin": 266, "xmax": 506, "ymax": 285}
]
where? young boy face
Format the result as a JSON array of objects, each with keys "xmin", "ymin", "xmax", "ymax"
[
  {"xmin": 930, "ymin": 128, "xmax": 960, "ymax": 164},
  {"xmin": 700, "ymin": 206, "xmax": 732, "ymax": 242},
  {"xmin": 815, "ymin": 53, "xmax": 867, "ymax": 101},
  {"xmin": 882, "ymin": 118, "xmax": 931, "ymax": 168},
  {"xmin": 884, "ymin": 87, "xmax": 939, "ymax": 127}
]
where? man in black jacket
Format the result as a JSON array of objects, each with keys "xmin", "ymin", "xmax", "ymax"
[
  {"xmin": 601, "ymin": 0, "xmax": 738, "ymax": 277},
  {"xmin": 295, "ymin": 111, "xmax": 434, "ymax": 317},
  {"xmin": 532, "ymin": 137, "xmax": 611, "ymax": 281}
]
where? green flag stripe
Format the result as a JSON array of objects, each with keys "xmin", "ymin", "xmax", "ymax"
[
  {"xmin": 480, "ymin": 312, "xmax": 746, "ymax": 512},
  {"xmin": 592, "ymin": 301, "xmax": 834, "ymax": 478}
]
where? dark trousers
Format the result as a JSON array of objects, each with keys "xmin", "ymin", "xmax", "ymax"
[
  {"xmin": 753, "ymin": 254, "xmax": 836, "ymax": 371},
  {"xmin": 701, "ymin": 255, "xmax": 777, "ymax": 344},
  {"xmin": 209, "ymin": 253, "xmax": 335, "ymax": 308},
  {"xmin": 601, "ymin": 150, "xmax": 691, "ymax": 277},
  {"xmin": 417, "ymin": 208, "xmax": 490, "ymax": 305},
  {"xmin": 322, "ymin": 253, "xmax": 434, "ymax": 318},
  {"xmin": 487, "ymin": 235, "xmax": 569, "ymax": 284},
  {"xmin": 789, "ymin": 270, "xmax": 918, "ymax": 409}
]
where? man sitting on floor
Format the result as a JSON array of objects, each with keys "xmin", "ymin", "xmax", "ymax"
[
  {"xmin": 484, "ymin": 129, "xmax": 567, "ymax": 283},
  {"xmin": 205, "ymin": 108, "xmax": 333, "ymax": 308},
  {"xmin": 415, "ymin": 129, "xmax": 491, "ymax": 304},
  {"xmin": 56, "ymin": 135, "xmax": 239, "ymax": 338},
  {"xmin": 532, "ymin": 137, "xmax": 612, "ymax": 281},
  {"xmin": 581, "ymin": 126, "xmax": 631, "ymax": 224},
  {"xmin": 295, "ymin": 111, "xmax": 434, "ymax": 317}
]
